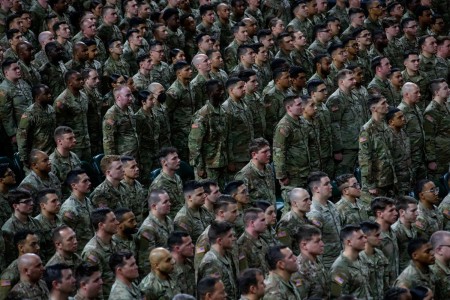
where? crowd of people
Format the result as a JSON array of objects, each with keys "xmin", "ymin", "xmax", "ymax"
[{"xmin": 0, "ymin": 0, "xmax": 450, "ymax": 298}]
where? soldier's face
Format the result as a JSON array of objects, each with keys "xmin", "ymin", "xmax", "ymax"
[
  {"xmin": 380, "ymin": 204, "xmax": 398, "ymax": 225},
  {"xmin": 21, "ymin": 234, "xmax": 40, "ymax": 254},
  {"xmin": 253, "ymin": 145, "xmax": 271, "ymax": 165},
  {"xmin": 401, "ymin": 203, "xmax": 418, "ymax": 223},
  {"xmin": 254, "ymin": 274, "xmax": 266, "ymax": 298},
  {"xmin": 281, "ymin": 247, "xmax": 298, "ymax": 273},
  {"xmin": 303, "ymin": 100, "xmax": 317, "ymax": 119},
  {"xmin": 436, "ymin": 82, "xmax": 450, "ymax": 99},
  {"xmin": 155, "ymin": 193, "xmax": 171, "ymax": 215},
  {"xmin": 234, "ymin": 184, "xmax": 250, "ymax": 204},
  {"xmin": 366, "ymin": 229, "xmax": 382, "ymax": 248},
  {"xmin": 265, "ymin": 205, "xmax": 277, "ymax": 226},
  {"xmin": 27, "ymin": 256, "xmax": 45, "ymax": 282},
  {"xmin": 58, "ymin": 227, "xmax": 78, "ymax": 254},
  {"xmin": 70, "ymin": 73, "xmax": 85, "ymax": 90},
  {"xmin": 303, "ymin": 234, "xmax": 324, "ymax": 255},
  {"xmin": 107, "ymin": 161, "xmax": 124, "ymax": 181},
  {"xmin": 120, "ymin": 256, "xmax": 140, "ymax": 280},
  {"xmin": 1, "ymin": 168, "xmax": 16, "ymax": 185},
  {"xmin": 163, "ymin": 152, "xmax": 180, "ymax": 171},
  {"xmin": 349, "ymin": 229, "xmax": 367, "ymax": 251},
  {"xmin": 41, "ymin": 193, "xmax": 61, "ymax": 215},
  {"xmin": 345, "ymin": 177, "xmax": 361, "ymax": 198},
  {"xmin": 34, "ymin": 152, "xmax": 52, "ymax": 173},
  {"xmin": 123, "ymin": 159, "xmax": 139, "ymax": 179},
  {"xmin": 84, "ymin": 271, "xmax": 103, "ymax": 298},
  {"xmin": 102, "ymin": 212, "xmax": 119, "ymax": 234},
  {"xmin": 5, "ymin": 62, "xmax": 21, "ymax": 80},
  {"xmin": 252, "ymin": 212, "xmax": 267, "ymax": 233},
  {"xmin": 58, "ymin": 269, "xmax": 77, "ymax": 294},
  {"xmin": 414, "ymin": 243, "xmax": 435, "ymax": 265},
  {"xmin": 220, "ymin": 229, "xmax": 236, "ymax": 250},
  {"xmin": 209, "ymin": 280, "xmax": 227, "ymax": 300},
  {"xmin": 293, "ymin": 190, "xmax": 311, "ymax": 213},
  {"xmin": 72, "ymin": 173, "xmax": 91, "ymax": 194},
  {"xmin": 206, "ymin": 184, "xmax": 221, "ymax": 203},
  {"xmin": 389, "ymin": 71, "xmax": 403, "ymax": 88},
  {"xmin": 222, "ymin": 203, "xmax": 238, "ymax": 223},
  {"xmin": 157, "ymin": 251, "xmax": 175, "ymax": 274},
  {"xmin": 190, "ymin": 187, "xmax": 206, "ymax": 207},
  {"xmin": 58, "ymin": 132, "xmax": 76, "ymax": 150},
  {"xmin": 85, "ymin": 70, "xmax": 100, "ymax": 89},
  {"xmin": 120, "ymin": 211, "xmax": 138, "ymax": 234},
  {"xmin": 179, "ymin": 236, "xmax": 194, "ymax": 257},
  {"xmin": 317, "ymin": 176, "xmax": 333, "ymax": 199},
  {"xmin": 389, "ymin": 111, "xmax": 406, "ymax": 129},
  {"xmin": 420, "ymin": 181, "xmax": 439, "ymax": 205}
]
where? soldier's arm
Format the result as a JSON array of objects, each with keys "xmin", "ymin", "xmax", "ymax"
[
  {"xmin": 329, "ymin": 267, "xmax": 349, "ymax": 298},
  {"xmin": 82, "ymin": 248, "xmax": 104, "ymax": 273},
  {"xmin": 102, "ymin": 115, "xmax": 117, "ymax": 155},
  {"xmin": 326, "ymin": 96, "xmax": 344, "ymax": 152},
  {"xmin": 305, "ymin": 123, "xmax": 320, "ymax": 170},
  {"xmin": 412, "ymin": 216, "xmax": 428, "ymax": 240},
  {"xmin": 272, "ymin": 124, "xmax": 289, "ymax": 180},
  {"xmin": 0, "ymin": 89, "xmax": 17, "ymax": 138},
  {"xmin": 197, "ymin": 259, "xmax": 221, "ymax": 284},
  {"xmin": 59, "ymin": 207, "xmax": 80, "ymax": 232},
  {"xmin": 237, "ymin": 238, "xmax": 249, "ymax": 272},
  {"xmin": 223, "ymin": 47, "xmax": 236, "ymax": 73},
  {"xmin": 188, "ymin": 114, "xmax": 206, "ymax": 170},
  {"xmin": 275, "ymin": 220, "xmax": 292, "ymax": 248},
  {"xmin": 90, "ymin": 190, "xmax": 110, "ymax": 208},
  {"xmin": 423, "ymin": 111, "xmax": 437, "ymax": 164},
  {"xmin": 16, "ymin": 111, "xmax": 33, "ymax": 165},
  {"xmin": 173, "ymin": 216, "xmax": 193, "ymax": 238},
  {"xmin": 137, "ymin": 227, "xmax": 156, "ymax": 275},
  {"xmin": 165, "ymin": 89, "xmax": 178, "ymax": 116},
  {"xmin": 0, "ymin": 266, "xmax": 18, "ymax": 299},
  {"xmin": 358, "ymin": 129, "xmax": 376, "ymax": 191}
]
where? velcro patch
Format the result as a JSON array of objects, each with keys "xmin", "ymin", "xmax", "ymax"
[
  {"xmin": 311, "ymin": 219, "xmax": 322, "ymax": 227},
  {"xmin": 415, "ymin": 220, "xmax": 425, "ymax": 230},
  {"xmin": 277, "ymin": 231, "xmax": 287, "ymax": 238},
  {"xmin": 196, "ymin": 246, "xmax": 205, "ymax": 254},
  {"xmin": 425, "ymin": 115, "xmax": 434, "ymax": 123},
  {"xmin": 64, "ymin": 211, "xmax": 74, "ymax": 220},
  {"xmin": 87, "ymin": 255, "xmax": 98, "ymax": 263},
  {"xmin": 444, "ymin": 209, "xmax": 450, "ymax": 218},
  {"xmin": 0, "ymin": 280, "xmax": 11, "ymax": 286},
  {"xmin": 191, "ymin": 123, "xmax": 199, "ymax": 129},
  {"xmin": 334, "ymin": 275, "xmax": 344, "ymax": 285},
  {"xmin": 359, "ymin": 136, "xmax": 367, "ymax": 143},
  {"xmin": 331, "ymin": 106, "xmax": 339, "ymax": 112},
  {"xmin": 294, "ymin": 279, "xmax": 302, "ymax": 287}
]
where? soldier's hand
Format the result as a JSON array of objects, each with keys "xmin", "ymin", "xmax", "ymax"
[
  {"xmin": 427, "ymin": 162, "xmax": 437, "ymax": 171},
  {"xmin": 279, "ymin": 177, "xmax": 290, "ymax": 186},
  {"xmin": 228, "ymin": 163, "xmax": 236, "ymax": 172},
  {"xmin": 197, "ymin": 168, "xmax": 206, "ymax": 178},
  {"xmin": 369, "ymin": 188, "xmax": 378, "ymax": 196},
  {"xmin": 333, "ymin": 152, "xmax": 343, "ymax": 161}
]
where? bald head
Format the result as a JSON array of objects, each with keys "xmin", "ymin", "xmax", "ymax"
[
  {"xmin": 18, "ymin": 253, "xmax": 40, "ymax": 272},
  {"xmin": 149, "ymin": 247, "xmax": 171, "ymax": 267},
  {"xmin": 149, "ymin": 82, "xmax": 164, "ymax": 94},
  {"xmin": 401, "ymin": 82, "xmax": 418, "ymax": 96},
  {"xmin": 38, "ymin": 31, "xmax": 54, "ymax": 47},
  {"xmin": 430, "ymin": 231, "xmax": 450, "ymax": 249},
  {"xmin": 289, "ymin": 188, "xmax": 309, "ymax": 204},
  {"xmin": 192, "ymin": 54, "xmax": 208, "ymax": 67},
  {"xmin": 216, "ymin": 3, "xmax": 229, "ymax": 11}
]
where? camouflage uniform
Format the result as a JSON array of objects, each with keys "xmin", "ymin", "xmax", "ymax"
[
  {"xmin": 139, "ymin": 272, "xmax": 179, "ymax": 300},
  {"xmin": 49, "ymin": 149, "xmax": 82, "ymax": 187},
  {"xmin": 273, "ymin": 114, "xmax": 315, "ymax": 188},
  {"xmin": 112, "ymin": 234, "xmax": 137, "ymax": 257},
  {"xmin": 263, "ymin": 86, "xmax": 289, "ymax": 140},
  {"xmin": 132, "ymin": 71, "xmax": 152, "ymax": 92},
  {"xmin": 91, "ymin": 180, "xmax": 128, "ymax": 210},
  {"xmin": 0, "ymin": 192, "xmax": 11, "ymax": 230},
  {"xmin": 380, "ymin": 228, "xmax": 400, "ymax": 285},
  {"xmin": 215, "ymin": 20, "xmax": 234, "ymax": 50},
  {"xmin": 419, "ymin": 54, "xmax": 439, "ymax": 82},
  {"xmin": 188, "ymin": 102, "xmax": 229, "ymax": 186},
  {"xmin": 235, "ymin": 161, "xmax": 276, "ymax": 205},
  {"xmin": 174, "ymin": 205, "xmax": 209, "ymax": 244},
  {"xmin": 253, "ymin": 62, "xmax": 272, "ymax": 95},
  {"xmin": 385, "ymin": 39, "xmax": 405, "ymax": 69},
  {"xmin": 392, "ymin": 220, "xmax": 418, "ymax": 272},
  {"xmin": 45, "ymin": 251, "xmax": 83, "ymax": 271},
  {"xmin": 313, "ymin": 102, "xmax": 334, "ymax": 177},
  {"xmin": 430, "ymin": 259, "xmax": 450, "ymax": 300},
  {"xmin": 166, "ymin": 27, "xmax": 185, "ymax": 52},
  {"xmin": 0, "ymin": 259, "xmax": 19, "ymax": 298},
  {"xmin": 8, "ymin": 279, "xmax": 49, "ymax": 299},
  {"xmin": 97, "ymin": 24, "xmax": 122, "ymax": 48},
  {"xmin": 394, "ymin": 261, "xmax": 436, "ymax": 293},
  {"xmin": 166, "ymin": 79, "xmax": 197, "ymax": 161},
  {"xmin": 39, "ymin": 61, "xmax": 68, "ymax": 98},
  {"xmin": 368, "ymin": 75, "xmax": 396, "ymax": 105},
  {"xmin": 335, "ymin": 197, "xmax": 369, "ymax": 227},
  {"xmin": 150, "ymin": 62, "xmax": 172, "ymax": 90},
  {"xmin": 121, "ymin": 43, "xmax": 147, "ymax": 80},
  {"xmin": 103, "ymin": 56, "xmax": 131, "ymax": 78},
  {"xmin": 120, "ymin": 179, "xmax": 146, "ymax": 224},
  {"xmin": 135, "ymin": 108, "xmax": 160, "ymax": 182},
  {"xmin": 81, "ymin": 235, "xmax": 117, "ymax": 299},
  {"xmin": 149, "ymin": 171, "xmax": 184, "ymax": 219},
  {"xmin": 137, "ymin": 213, "xmax": 173, "ymax": 275},
  {"xmin": 423, "ymin": 100, "xmax": 450, "ymax": 179},
  {"xmin": 223, "ymin": 40, "xmax": 240, "ymax": 72},
  {"xmin": 210, "ymin": 69, "xmax": 229, "ymax": 88},
  {"xmin": 307, "ymin": 39, "xmax": 328, "ymax": 56},
  {"xmin": 263, "ymin": 272, "xmax": 302, "ymax": 300},
  {"xmin": 0, "ymin": 78, "xmax": 32, "ymax": 139},
  {"xmin": 243, "ymin": 92, "xmax": 265, "ymax": 139},
  {"xmin": 103, "ymin": 104, "xmax": 139, "ymax": 157},
  {"xmin": 222, "ymin": 98, "xmax": 254, "ymax": 171},
  {"xmin": 152, "ymin": 104, "xmax": 171, "ymax": 148},
  {"xmin": 172, "ymin": 258, "xmax": 195, "ymax": 296},
  {"xmin": 291, "ymin": 254, "xmax": 329, "ymax": 299},
  {"xmin": 16, "ymin": 102, "xmax": 56, "ymax": 165},
  {"xmin": 54, "ymin": 89, "xmax": 91, "ymax": 161},
  {"xmin": 438, "ymin": 194, "xmax": 450, "ymax": 231},
  {"xmin": 398, "ymin": 100, "xmax": 428, "ymax": 182},
  {"xmin": 83, "ymin": 86, "xmax": 103, "ymax": 156},
  {"xmin": 275, "ymin": 211, "xmax": 309, "ymax": 255},
  {"xmin": 237, "ymin": 231, "xmax": 270, "ymax": 275},
  {"xmin": 198, "ymin": 248, "xmax": 238, "ymax": 300},
  {"xmin": 330, "ymin": 253, "xmax": 371, "ymax": 299},
  {"xmin": 190, "ymin": 74, "xmax": 210, "ymax": 107},
  {"xmin": 291, "ymin": 48, "xmax": 314, "ymax": 79},
  {"xmin": 326, "ymin": 88, "xmax": 367, "ymax": 175},
  {"xmin": 398, "ymin": 36, "xmax": 418, "ymax": 54},
  {"xmin": 359, "ymin": 248, "xmax": 390, "ymax": 300},
  {"xmin": 18, "ymin": 170, "xmax": 62, "ymax": 201},
  {"xmin": 59, "ymin": 194, "xmax": 95, "ymax": 252},
  {"xmin": 306, "ymin": 200, "xmax": 342, "ymax": 270},
  {"xmin": 286, "ymin": 18, "xmax": 313, "ymax": 42},
  {"xmin": 413, "ymin": 201, "xmax": 443, "ymax": 241},
  {"xmin": 388, "ymin": 128, "xmax": 413, "ymax": 195},
  {"xmin": 401, "ymin": 70, "xmax": 431, "ymax": 111},
  {"xmin": 109, "ymin": 279, "xmax": 143, "ymax": 300},
  {"xmin": 34, "ymin": 214, "xmax": 62, "ymax": 263}
]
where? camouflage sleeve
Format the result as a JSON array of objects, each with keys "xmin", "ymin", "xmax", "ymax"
[
  {"xmin": 412, "ymin": 215, "xmax": 429, "ymax": 240},
  {"xmin": 223, "ymin": 47, "xmax": 236, "ymax": 73},
  {"xmin": 173, "ymin": 215, "xmax": 193, "ymax": 237},
  {"xmin": 306, "ymin": 211, "xmax": 324, "ymax": 229},
  {"xmin": 59, "ymin": 207, "xmax": 80, "ymax": 231},
  {"xmin": 90, "ymin": 190, "xmax": 110, "ymax": 208},
  {"xmin": 306, "ymin": 124, "xmax": 320, "ymax": 170},
  {"xmin": 16, "ymin": 111, "xmax": 33, "ymax": 164},
  {"xmin": 275, "ymin": 220, "xmax": 292, "ymax": 248},
  {"xmin": 188, "ymin": 114, "xmax": 206, "ymax": 169},
  {"xmin": 423, "ymin": 111, "xmax": 437, "ymax": 162},
  {"xmin": 198, "ymin": 258, "xmax": 222, "ymax": 283},
  {"xmin": 194, "ymin": 235, "xmax": 210, "ymax": 270},
  {"xmin": 272, "ymin": 124, "xmax": 290, "ymax": 179},
  {"xmin": 329, "ymin": 266, "xmax": 350, "ymax": 298},
  {"xmin": 0, "ymin": 266, "xmax": 17, "ymax": 299},
  {"xmin": 358, "ymin": 129, "xmax": 376, "ymax": 190},
  {"xmin": 326, "ymin": 96, "xmax": 344, "ymax": 152},
  {"xmin": 165, "ymin": 88, "xmax": 178, "ymax": 116},
  {"xmin": 0, "ymin": 89, "xmax": 16, "ymax": 137},
  {"xmin": 82, "ymin": 248, "xmax": 104, "ymax": 273},
  {"xmin": 224, "ymin": 111, "xmax": 235, "ymax": 164},
  {"xmin": 137, "ymin": 228, "xmax": 155, "ymax": 275},
  {"xmin": 237, "ymin": 238, "xmax": 249, "ymax": 272},
  {"xmin": 102, "ymin": 113, "xmax": 117, "ymax": 155}
]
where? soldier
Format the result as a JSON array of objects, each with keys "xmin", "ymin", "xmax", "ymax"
[
  {"xmin": 197, "ymin": 276, "xmax": 227, "ymax": 300},
  {"xmin": 398, "ymin": 82, "xmax": 427, "ymax": 183},
  {"xmin": 103, "ymin": 85, "xmax": 139, "ymax": 157},
  {"xmin": 238, "ymin": 268, "xmax": 265, "ymax": 299},
  {"xmin": 164, "ymin": 9, "xmax": 185, "ymax": 52},
  {"xmin": 359, "ymin": 94, "xmax": 397, "ymax": 200},
  {"xmin": 190, "ymin": 53, "xmax": 212, "ymax": 107},
  {"xmin": 17, "ymin": 84, "xmax": 55, "ymax": 167},
  {"xmin": 112, "ymin": 208, "xmax": 138, "ymax": 256},
  {"xmin": 326, "ymin": 69, "xmax": 366, "ymax": 176},
  {"xmin": 419, "ymin": 35, "xmax": 439, "ymax": 81},
  {"xmin": 54, "ymin": 21, "xmax": 73, "ymax": 61},
  {"xmin": 8, "ymin": 253, "xmax": 49, "ymax": 299},
  {"xmin": 383, "ymin": 18, "xmax": 404, "ymax": 69},
  {"xmin": 402, "ymin": 52, "xmax": 431, "ymax": 111},
  {"xmin": 39, "ymin": 42, "xmax": 68, "ymax": 99},
  {"xmin": 18, "ymin": 149, "xmax": 62, "ymax": 201},
  {"xmin": 308, "ymin": 23, "xmax": 332, "ymax": 56},
  {"xmin": 166, "ymin": 61, "xmax": 196, "ymax": 161},
  {"xmin": 423, "ymin": 78, "xmax": 450, "ymax": 180},
  {"xmin": 386, "ymin": 107, "xmax": 413, "ymax": 195},
  {"xmin": 64, "ymin": 42, "xmax": 89, "ymax": 72},
  {"xmin": 330, "ymin": 225, "xmax": 371, "ymax": 299},
  {"xmin": 413, "ymin": 179, "xmax": 443, "ymax": 241},
  {"xmin": 359, "ymin": 221, "xmax": 390, "ymax": 300},
  {"xmin": 223, "ymin": 22, "xmax": 248, "ymax": 72},
  {"xmin": 149, "ymin": 41, "xmax": 171, "ymax": 91},
  {"xmin": 223, "ymin": 77, "xmax": 254, "ymax": 175},
  {"xmin": 59, "ymin": 169, "xmax": 95, "ymax": 252},
  {"xmin": 137, "ymin": 189, "xmax": 173, "ymax": 276},
  {"xmin": 81, "ymin": 208, "xmax": 119, "ymax": 299},
  {"xmin": 132, "ymin": 54, "xmax": 152, "ymax": 91},
  {"xmin": 71, "ymin": 263, "xmax": 103, "ymax": 300},
  {"xmin": 139, "ymin": 247, "xmax": 179, "ymax": 299},
  {"xmin": 208, "ymin": 48, "xmax": 229, "ymax": 87},
  {"xmin": 438, "ymin": 174, "xmax": 450, "ymax": 231},
  {"xmin": 202, "ymin": 180, "xmax": 221, "ymax": 223},
  {"xmin": 335, "ymin": 174, "xmax": 369, "ymax": 225},
  {"xmin": 291, "ymin": 31, "xmax": 314, "ymax": 79},
  {"xmin": 287, "ymin": 1, "xmax": 313, "ymax": 42},
  {"xmin": 430, "ymin": 231, "xmax": 450, "ymax": 300},
  {"xmin": 238, "ymin": 70, "xmax": 265, "ymax": 138},
  {"xmin": 32, "ymin": 31, "xmax": 54, "ymax": 70},
  {"xmin": 16, "ymin": 42, "xmax": 40, "ymax": 87},
  {"xmin": 291, "ymin": 225, "xmax": 329, "ymax": 299},
  {"xmin": 108, "ymin": 251, "xmax": 142, "ymax": 300},
  {"xmin": 149, "ymin": 147, "xmax": 184, "ymax": 218},
  {"xmin": 387, "ymin": 68, "xmax": 404, "ymax": 107},
  {"xmin": 168, "ymin": 231, "xmax": 195, "ymax": 296},
  {"xmin": 44, "ymin": 263, "xmax": 76, "ymax": 299},
  {"xmin": 120, "ymin": 156, "xmax": 146, "ymax": 223},
  {"xmin": 272, "ymin": 95, "xmax": 313, "ymax": 188},
  {"xmin": 189, "ymin": 79, "xmax": 229, "ymax": 186},
  {"xmin": 33, "ymin": 189, "xmax": 62, "ymax": 263},
  {"xmin": 392, "ymin": 196, "xmax": 419, "ymax": 272},
  {"xmin": 197, "ymin": 4, "xmax": 221, "ymax": 41},
  {"xmin": 372, "ymin": 196, "xmax": 400, "ymax": 285},
  {"xmin": 198, "ymin": 221, "xmax": 238, "ymax": 300},
  {"xmin": 103, "ymin": 39, "xmax": 131, "ymax": 78},
  {"xmin": 97, "ymin": 6, "xmax": 122, "ymax": 47},
  {"xmin": 0, "ymin": 164, "xmax": 14, "ymax": 228},
  {"xmin": 237, "ymin": 208, "xmax": 270, "ymax": 274},
  {"xmin": 0, "ymin": 58, "xmax": 32, "ymax": 150},
  {"xmin": 72, "ymin": 19, "xmax": 106, "ymax": 64},
  {"xmin": 224, "ymin": 180, "xmax": 250, "ymax": 237},
  {"xmin": 253, "ymin": 42, "xmax": 272, "ymax": 94},
  {"xmin": 0, "ymin": 230, "xmax": 40, "ymax": 299},
  {"xmin": 368, "ymin": 56, "xmax": 395, "ymax": 105},
  {"xmin": 341, "ymin": 8, "xmax": 365, "ymax": 40},
  {"xmin": 46, "ymin": 225, "xmax": 83, "ymax": 271},
  {"xmin": 276, "ymin": 188, "xmax": 311, "ymax": 255},
  {"xmin": 263, "ymin": 245, "xmax": 301, "ymax": 300},
  {"xmin": 306, "ymin": 171, "xmax": 342, "ymax": 270},
  {"xmin": 394, "ymin": 238, "xmax": 436, "ymax": 293}
]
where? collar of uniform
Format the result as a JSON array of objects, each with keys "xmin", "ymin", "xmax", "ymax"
[
  {"xmin": 435, "ymin": 258, "xmax": 450, "ymax": 275},
  {"xmin": 418, "ymin": 201, "xmax": 438, "ymax": 216},
  {"xmin": 210, "ymin": 247, "xmax": 232, "ymax": 266},
  {"xmin": 339, "ymin": 197, "xmax": 363, "ymax": 209},
  {"xmin": 160, "ymin": 170, "xmax": 181, "ymax": 184},
  {"xmin": 148, "ymin": 212, "xmax": 171, "ymax": 229},
  {"xmin": 248, "ymin": 160, "xmax": 271, "ymax": 178},
  {"xmin": 312, "ymin": 199, "xmax": 330, "ymax": 212},
  {"xmin": 94, "ymin": 234, "xmax": 115, "ymax": 251}
]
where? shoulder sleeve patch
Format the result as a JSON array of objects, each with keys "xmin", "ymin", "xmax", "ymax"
[
  {"xmin": 415, "ymin": 220, "xmax": 425, "ymax": 230},
  {"xmin": 142, "ymin": 231, "xmax": 152, "ymax": 240},
  {"xmin": 334, "ymin": 275, "xmax": 345, "ymax": 285},
  {"xmin": 277, "ymin": 231, "xmax": 287, "ymax": 238},
  {"xmin": 196, "ymin": 246, "xmax": 205, "ymax": 253},
  {"xmin": 311, "ymin": 219, "xmax": 322, "ymax": 228},
  {"xmin": 0, "ymin": 280, "xmax": 11, "ymax": 286},
  {"xmin": 331, "ymin": 106, "xmax": 339, "ymax": 112},
  {"xmin": 105, "ymin": 119, "xmax": 114, "ymax": 126},
  {"xmin": 425, "ymin": 114, "xmax": 434, "ymax": 123},
  {"xmin": 294, "ymin": 279, "xmax": 302, "ymax": 287},
  {"xmin": 178, "ymin": 222, "xmax": 188, "ymax": 230},
  {"xmin": 64, "ymin": 211, "xmax": 74, "ymax": 220},
  {"xmin": 238, "ymin": 253, "xmax": 246, "ymax": 260},
  {"xmin": 444, "ymin": 209, "xmax": 450, "ymax": 218},
  {"xmin": 359, "ymin": 136, "xmax": 368, "ymax": 143},
  {"xmin": 191, "ymin": 123, "xmax": 199, "ymax": 129},
  {"xmin": 87, "ymin": 254, "xmax": 98, "ymax": 264}
]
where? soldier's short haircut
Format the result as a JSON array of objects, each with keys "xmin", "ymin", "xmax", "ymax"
[
  {"xmin": 100, "ymin": 155, "xmax": 121, "ymax": 174},
  {"xmin": 257, "ymin": 29, "xmax": 272, "ymax": 41},
  {"xmin": 248, "ymin": 138, "xmax": 270, "ymax": 157},
  {"xmin": 429, "ymin": 78, "xmax": 446, "ymax": 96},
  {"xmin": 64, "ymin": 69, "xmax": 80, "ymax": 84},
  {"xmin": 197, "ymin": 276, "xmax": 220, "ymax": 300},
  {"xmin": 252, "ymin": 42, "xmax": 265, "ymax": 54},
  {"xmin": 415, "ymin": 5, "xmax": 431, "ymax": 18},
  {"xmin": 14, "ymin": 229, "xmax": 36, "ymax": 248},
  {"xmin": 348, "ymin": 7, "xmax": 365, "ymax": 19},
  {"xmin": 352, "ymin": 27, "xmax": 369, "ymax": 39},
  {"xmin": 293, "ymin": 224, "xmax": 321, "ymax": 243},
  {"xmin": 81, "ymin": 38, "xmax": 96, "ymax": 48},
  {"xmin": 225, "ymin": 77, "xmax": 243, "ymax": 90},
  {"xmin": 232, "ymin": 21, "xmax": 246, "ymax": 34},
  {"xmin": 335, "ymin": 174, "xmax": 355, "ymax": 191},
  {"xmin": 109, "ymin": 250, "xmax": 133, "ymax": 272},
  {"xmin": 29, "ymin": 148, "xmax": 46, "ymax": 166},
  {"xmin": 386, "ymin": 1, "xmax": 402, "ymax": 14},
  {"xmin": 272, "ymin": 67, "xmax": 288, "ymax": 82},
  {"xmin": 340, "ymin": 224, "xmax": 361, "ymax": 242},
  {"xmin": 114, "ymin": 208, "xmax": 132, "ymax": 222},
  {"xmin": 327, "ymin": 42, "xmax": 344, "ymax": 56},
  {"xmin": 183, "ymin": 180, "xmax": 203, "ymax": 195},
  {"xmin": 158, "ymin": 147, "xmax": 178, "ymax": 163},
  {"xmin": 107, "ymin": 38, "xmax": 121, "ymax": 50},
  {"xmin": 6, "ymin": 28, "xmax": 20, "ymax": 41},
  {"xmin": 167, "ymin": 231, "xmax": 190, "ymax": 251},
  {"xmin": 254, "ymin": 200, "xmax": 272, "ymax": 212},
  {"xmin": 147, "ymin": 189, "xmax": 168, "ymax": 207},
  {"xmin": 335, "ymin": 69, "xmax": 353, "ymax": 83},
  {"xmin": 436, "ymin": 35, "xmax": 450, "ymax": 46},
  {"xmin": 418, "ymin": 34, "xmax": 434, "ymax": 49},
  {"xmin": 129, "ymin": 17, "xmax": 146, "ymax": 28},
  {"xmin": 395, "ymin": 195, "xmax": 418, "ymax": 212},
  {"xmin": 91, "ymin": 208, "xmax": 113, "ymax": 230},
  {"xmin": 52, "ymin": 224, "xmax": 71, "ymax": 242},
  {"xmin": 360, "ymin": 221, "xmax": 380, "ymax": 235},
  {"xmin": 313, "ymin": 53, "xmax": 329, "ymax": 66},
  {"xmin": 205, "ymin": 79, "xmax": 222, "ymax": 96},
  {"xmin": 208, "ymin": 221, "xmax": 233, "ymax": 243},
  {"xmin": 289, "ymin": 66, "xmax": 306, "ymax": 79},
  {"xmin": 414, "ymin": 179, "xmax": 434, "ymax": 199},
  {"xmin": 307, "ymin": 171, "xmax": 329, "ymax": 191},
  {"xmin": 6, "ymin": 13, "xmax": 22, "ymax": 30},
  {"xmin": 36, "ymin": 188, "xmax": 57, "ymax": 204},
  {"xmin": 282, "ymin": 94, "xmax": 299, "ymax": 107},
  {"xmin": 313, "ymin": 23, "xmax": 328, "ymax": 38},
  {"xmin": 126, "ymin": 29, "xmax": 140, "ymax": 41},
  {"xmin": 382, "ymin": 17, "xmax": 399, "ymax": 30},
  {"xmin": 8, "ymin": 188, "xmax": 32, "ymax": 205},
  {"xmin": 243, "ymin": 207, "xmax": 264, "ymax": 226},
  {"xmin": 237, "ymin": 44, "xmax": 253, "ymax": 59},
  {"xmin": 81, "ymin": 68, "xmax": 95, "ymax": 80},
  {"xmin": 430, "ymin": 230, "xmax": 450, "ymax": 249},
  {"xmin": 137, "ymin": 53, "xmax": 150, "ymax": 65},
  {"xmin": 75, "ymin": 262, "xmax": 100, "ymax": 286},
  {"xmin": 31, "ymin": 84, "xmax": 49, "ymax": 99},
  {"xmin": 173, "ymin": 60, "xmax": 190, "ymax": 72},
  {"xmin": 277, "ymin": 32, "xmax": 291, "ymax": 44},
  {"xmin": 202, "ymin": 180, "xmax": 218, "ymax": 194},
  {"xmin": 52, "ymin": 20, "xmax": 68, "ymax": 33},
  {"xmin": 44, "ymin": 263, "xmax": 71, "ymax": 290},
  {"xmin": 0, "ymin": 163, "xmax": 9, "ymax": 178},
  {"xmin": 224, "ymin": 180, "xmax": 245, "ymax": 195},
  {"xmin": 407, "ymin": 238, "xmax": 429, "ymax": 258},
  {"xmin": 370, "ymin": 55, "xmax": 386, "ymax": 73},
  {"xmin": 266, "ymin": 245, "xmax": 288, "ymax": 270},
  {"xmin": 371, "ymin": 196, "xmax": 395, "ymax": 216},
  {"xmin": 238, "ymin": 268, "xmax": 263, "ymax": 294},
  {"xmin": 307, "ymin": 79, "xmax": 325, "ymax": 95},
  {"xmin": 367, "ymin": 94, "xmax": 385, "ymax": 108},
  {"xmin": 213, "ymin": 195, "xmax": 237, "ymax": 214},
  {"xmin": 54, "ymin": 126, "xmax": 74, "ymax": 141},
  {"xmin": 400, "ymin": 17, "xmax": 416, "ymax": 30},
  {"xmin": 2, "ymin": 57, "xmax": 17, "ymax": 74},
  {"xmin": 199, "ymin": 4, "xmax": 214, "ymax": 16},
  {"xmin": 195, "ymin": 32, "xmax": 210, "ymax": 45},
  {"xmin": 65, "ymin": 168, "xmax": 88, "ymax": 186},
  {"xmin": 270, "ymin": 58, "xmax": 289, "ymax": 71}
]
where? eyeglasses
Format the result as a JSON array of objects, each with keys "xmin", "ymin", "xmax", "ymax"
[
  {"xmin": 18, "ymin": 198, "xmax": 34, "ymax": 205},
  {"xmin": 344, "ymin": 182, "xmax": 361, "ymax": 189},
  {"xmin": 423, "ymin": 187, "xmax": 439, "ymax": 194}
]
